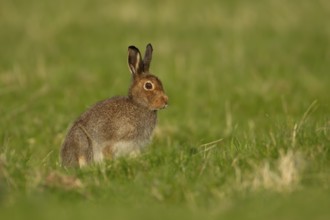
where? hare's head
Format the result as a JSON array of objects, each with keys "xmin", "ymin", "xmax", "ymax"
[{"xmin": 128, "ymin": 44, "xmax": 168, "ymax": 111}]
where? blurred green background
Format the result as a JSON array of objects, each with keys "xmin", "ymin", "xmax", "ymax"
[{"xmin": 1, "ymin": 0, "xmax": 329, "ymax": 219}]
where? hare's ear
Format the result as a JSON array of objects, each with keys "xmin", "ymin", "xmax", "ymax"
[
  {"xmin": 128, "ymin": 46, "xmax": 143, "ymax": 75},
  {"xmin": 143, "ymin": 43, "xmax": 153, "ymax": 72}
]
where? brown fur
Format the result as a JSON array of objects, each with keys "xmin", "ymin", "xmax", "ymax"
[{"xmin": 60, "ymin": 44, "xmax": 168, "ymax": 167}]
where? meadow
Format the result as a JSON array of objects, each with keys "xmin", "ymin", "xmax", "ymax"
[{"xmin": 1, "ymin": 0, "xmax": 330, "ymax": 219}]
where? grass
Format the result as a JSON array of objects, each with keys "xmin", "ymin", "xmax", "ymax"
[{"xmin": 1, "ymin": 0, "xmax": 330, "ymax": 219}]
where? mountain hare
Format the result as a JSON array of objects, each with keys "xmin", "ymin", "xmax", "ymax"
[{"xmin": 60, "ymin": 44, "xmax": 168, "ymax": 167}]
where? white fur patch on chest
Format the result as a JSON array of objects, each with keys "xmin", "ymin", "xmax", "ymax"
[
  {"xmin": 92, "ymin": 139, "xmax": 150, "ymax": 163},
  {"xmin": 111, "ymin": 141, "xmax": 146, "ymax": 158}
]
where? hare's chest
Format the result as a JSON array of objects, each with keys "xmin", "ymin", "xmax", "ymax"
[
  {"xmin": 112, "ymin": 140, "xmax": 147, "ymax": 158},
  {"xmin": 96, "ymin": 139, "xmax": 149, "ymax": 162}
]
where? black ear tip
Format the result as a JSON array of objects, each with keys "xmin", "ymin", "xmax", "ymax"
[
  {"xmin": 128, "ymin": 45, "xmax": 139, "ymax": 51},
  {"xmin": 146, "ymin": 43, "xmax": 153, "ymax": 50}
]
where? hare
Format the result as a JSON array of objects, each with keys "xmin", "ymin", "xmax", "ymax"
[{"xmin": 60, "ymin": 44, "xmax": 168, "ymax": 167}]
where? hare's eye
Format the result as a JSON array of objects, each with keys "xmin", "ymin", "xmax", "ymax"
[{"xmin": 144, "ymin": 81, "xmax": 154, "ymax": 90}]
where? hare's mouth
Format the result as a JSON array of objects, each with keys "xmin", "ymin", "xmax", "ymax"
[
  {"xmin": 159, "ymin": 102, "xmax": 169, "ymax": 110},
  {"xmin": 150, "ymin": 102, "xmax": 168, "ymax": 111},
  {"xmin": 150, "ymin": 95, "xmax": 168, "ymax": 110},
  {"xmin": 157, "ymin": 100, "xmax": 168, "ymax": 110}
]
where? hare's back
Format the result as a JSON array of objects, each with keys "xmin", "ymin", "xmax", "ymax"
[
  {"xmin": 77, "ymin": 96, "xmax": 157, "ymax": 140},
  {"xmin": 84, "ymin": 96, "xmax": 154, "ymax": 121}
]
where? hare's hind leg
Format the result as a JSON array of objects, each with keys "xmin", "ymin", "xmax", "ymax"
[{"xmin": 61, "ymin": 125, "xmax": 93, "ymax": 167}]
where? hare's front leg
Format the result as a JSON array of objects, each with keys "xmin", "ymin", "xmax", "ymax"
[{"xmin": 101, "ymin": 143, "xmax": 113, "ymax": 160}]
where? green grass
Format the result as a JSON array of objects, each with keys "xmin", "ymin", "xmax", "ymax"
[{"xmin": 1, "ymin": 0, "xmax": 330, "ymax": 219}]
